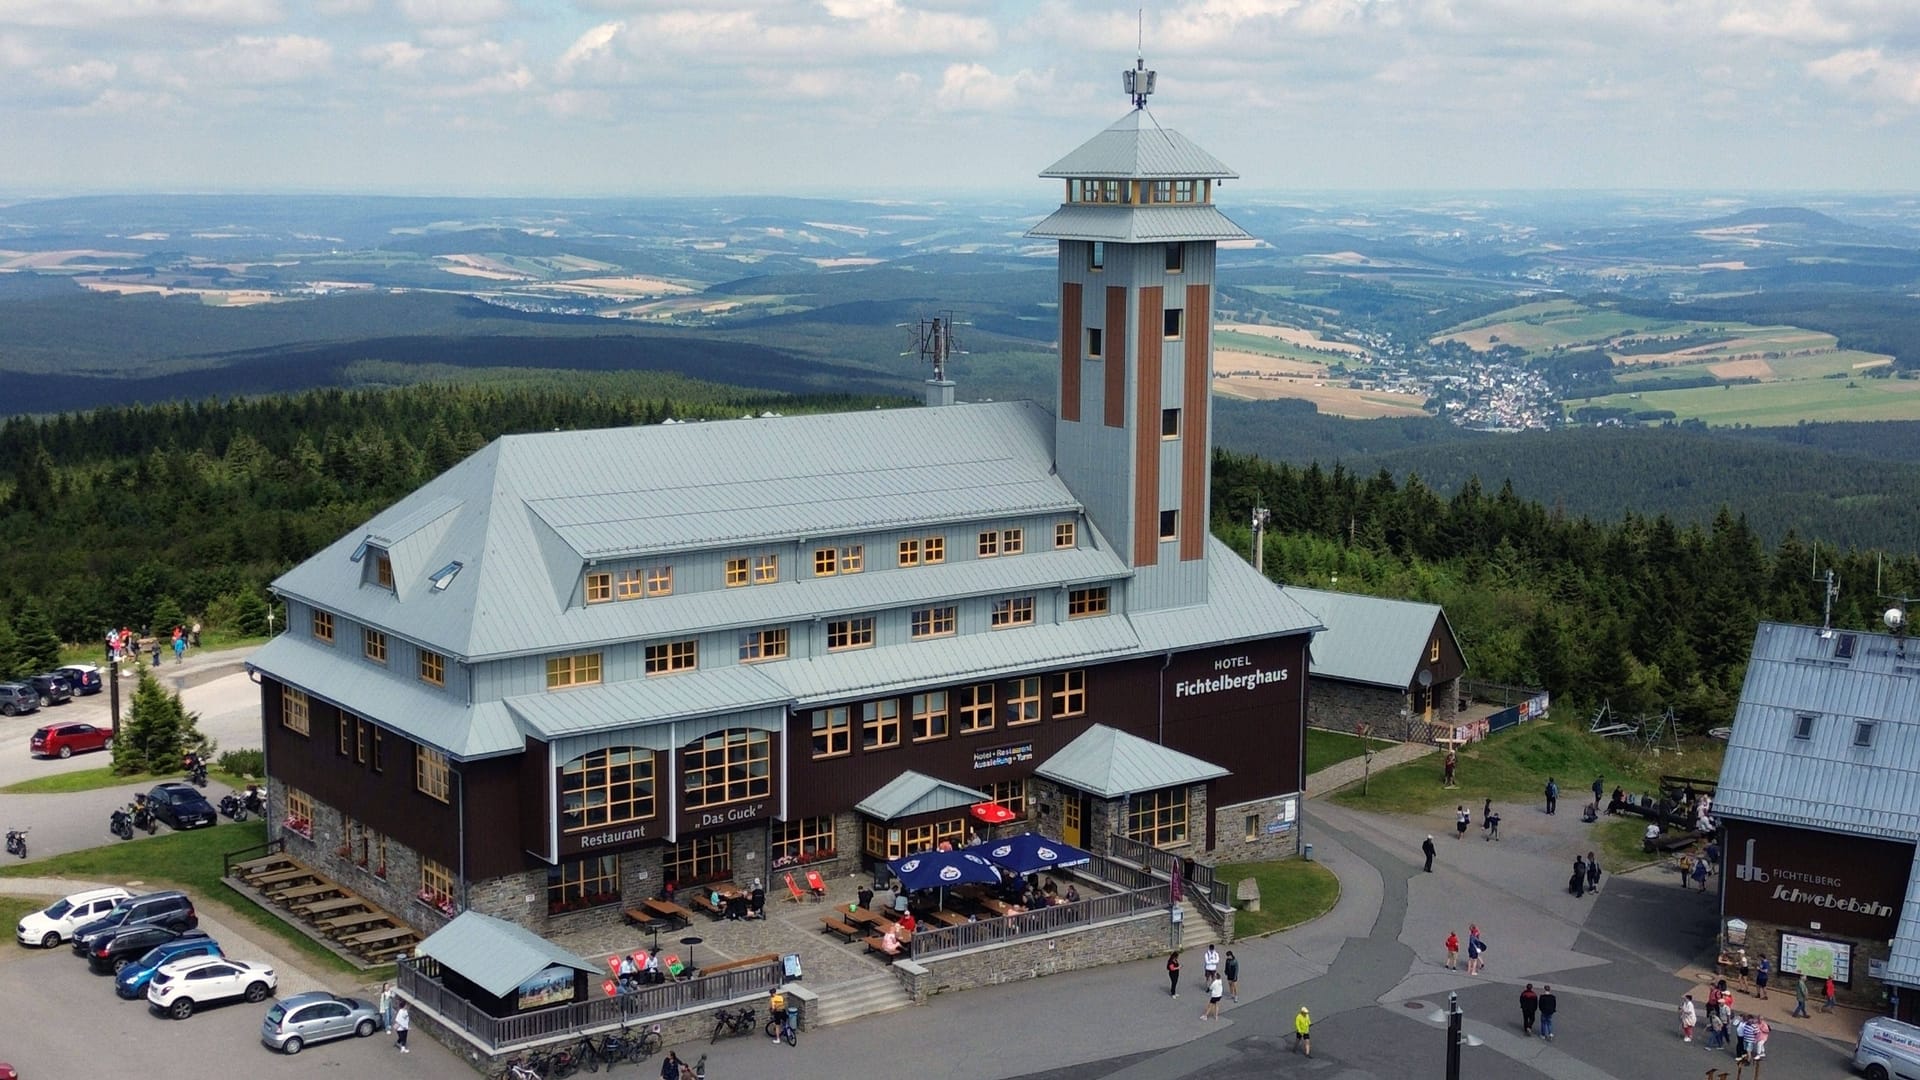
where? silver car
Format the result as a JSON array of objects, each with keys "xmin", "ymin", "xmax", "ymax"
[{"xmin": 261, "ymin": 990, "xmax": 384, "ymax": 1054}]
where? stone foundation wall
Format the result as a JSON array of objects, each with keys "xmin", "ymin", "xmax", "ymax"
[
  {"xmin": 899, "ymin": 910, "xmax": 1174, "ymax": 998},
  {"xmin": 1728, "ymin": 916, "xmax": 1894, "ymax": 1011},
  {"xmin": 1310, "ymin": 681, "xmax": 1414, "ymax": 738},
  {"xmin": 1205, "ymin": 794, "xmax": 1301, "ymax": 864}
]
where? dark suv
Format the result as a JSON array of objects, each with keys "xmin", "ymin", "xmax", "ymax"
[
  {"xmin": 55, "ymin": 664, "xmax": 104, "ymax": 696},
  {"xmin": 26, "ymin": 673, "xmax": 73, "ymax": 707},
  {"xmin": 89, "ymin": 925, "xmax": 211, "ymax": 976},
  {"xmin": 0, "ymin": 682, "xmax": 38, "ymax": 717},
  {"xmin": 72, "ymin": 891, "xmax": 197, "ymax": 954}
]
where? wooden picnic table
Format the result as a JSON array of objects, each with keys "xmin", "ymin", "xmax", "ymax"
[
  {"xmin": 295, "ymin": 895, "xmax": 367, "ymax": 919},
  {"xmin": 271, "ymin": 882, "xmax": 340, "ymax": 905},
  {"xmin": 318, "ymin": 910, "xmax": 392, "ymax": 935},
  {"xmin": 929, "ymin": 909, "xmax": 971, "ymax": 928},
  {"xmin": 978, "ymin": 897, "xmax": 1019, "ymax": 918},
  {"xmin": 234, "ymin": 854, "xmax": 295, "ymax": 878},
  {"xmin": 845, "ymin": 908, "xmax": 887, "ymax": 931},
  {"xmin": 642, "ymin": 898, "xmax": 692, "ymax": 929},
  {"xmin": 342, "ymin": 925, "xmax": 415, "ymax": 949},
  {"xmin": 252, "ymin": 866, "xmax": 320, "ymax": 889}
]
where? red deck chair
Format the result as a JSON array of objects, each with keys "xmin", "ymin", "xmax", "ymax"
[
  {"xmin": 784, "ymin": 872, "xmax": 806, "ymax": 903},
  {"xmin": 805, "ymin": 870, "xmax": 827, "ymax": 899}
]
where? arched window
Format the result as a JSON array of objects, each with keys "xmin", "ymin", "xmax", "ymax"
[{"xmin": 561, "ymin": 747, "xmax": 655, "ymax": 831}]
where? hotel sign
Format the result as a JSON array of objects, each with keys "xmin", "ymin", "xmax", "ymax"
[
  {"xmin": 1173, "ymin": 654, "xmax": 1290, "ymax": 699},
  {"xmin": 972, "ymin": 742, "xmax": 1034, "ymax": 770}
]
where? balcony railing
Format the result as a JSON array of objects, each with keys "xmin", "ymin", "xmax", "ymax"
[{"xmin": 908, "ymin": 881, "xmax": 1170, "ymax": 959}]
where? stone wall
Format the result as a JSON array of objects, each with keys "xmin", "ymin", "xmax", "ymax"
[
  {"xmin": 898, "ymin": 910, "xmax": 1174, "ymax": 998},
  {"xmin": 1310, "ymin": 680, "xmax": 1414, "ymax": 738},
  {"xmin": 1206, "ymin": 793, "xmax": 1301, "ymax": 864},
  {"xmin": 1729, "ymin": 916, "xmax": 1894, "ymax": 1011}
]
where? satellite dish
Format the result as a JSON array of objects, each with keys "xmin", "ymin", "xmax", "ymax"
[
  {"xmin": 1418, "ymin": 669, "xmax": 1433, "ymax": 689},
  {"xmin": 1887, "ymin": 607, "xmax": 1907, "ymax": 631}
]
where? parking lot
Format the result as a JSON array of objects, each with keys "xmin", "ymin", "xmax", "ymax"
[{"xmin": 2, "ymin": 885, "xmax": 473, "ymax": 1079}]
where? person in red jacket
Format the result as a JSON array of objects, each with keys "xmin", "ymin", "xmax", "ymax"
[{"xmin": 1446, "ymin": 930, "xmax": 1460, "ymax": 970}]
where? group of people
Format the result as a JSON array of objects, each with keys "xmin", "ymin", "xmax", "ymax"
[
  {"xmin": 1517, "ymin": 983, "xmax": 1557, "ymax": 1039},
  {"xmin": 104, "ymin": 622, "xmax": 201, "ymax": 666},
  {"xmin": 1568, "ymin": 851, "xmax": 1601, "ymax": 897},
  {"xmin": 1682, "ymin": 981, "xmax": 1770, "ymax": 1061},
  {"xmin": 1443, "ymin": 926, "xmax": 1487, "ymax": 975}
]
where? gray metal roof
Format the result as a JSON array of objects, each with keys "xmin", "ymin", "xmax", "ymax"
[
  {"xmin": 1035, "ymin": 723, "xmax": 1228, "ymax": 799},
  {"xmin": 1130, "ymin": 538, "xmax": 1324, "ymax": 654},
  {"xmin": 1888, "ymin": 858, "xmax": 1920, "ymax": 987},
  {"xmin": 248, "ymin": 634, "xmax": 521, "ymax": 759},
  {"xmin": 771, "ymin": 616, "xmax": 1143, "ymax": 706},
  {"xmin": 1714, "ymin": 622, "xmax": 1920, "ymax": 841},
  {"xmin": 1282, "ymin": 586, "xmax": 1455, "ymax": 689},
  {"xmin": 855, "ymin": 770, "xmax": 989, "ymax": 821},
  {"xmin": 414, "ymin": 910, "xmax": 598, "ymax": 999},
  {"xmin": 273, "ymin": 401, "xmax": 1078, "ymax": 660},
  {"xmin": 1025, "ymin": 205, "xmax": 1249, "ymax": 243},
  {"xmin": 506, "ymin": 664, "xmax": 791, "ymax": 738},
  {"xmin": 1039, "ymin": 110, "xmax": 1237, "ymax": 180}
]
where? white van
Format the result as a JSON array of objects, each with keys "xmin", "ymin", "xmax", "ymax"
[
  {"xmin": 15, "ymin": 886, "xmax": 133, "ymax": 948},
  {"xmin": 1856, "ymin": 1016, "xmax": 1920, "ymax": 1080}
]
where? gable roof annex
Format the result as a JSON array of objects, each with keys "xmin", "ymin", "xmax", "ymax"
[
  {"xmin": 415, "ymin": 910, "xmax": 598, "ymax": 999},
  {"xmin": 1036, "ymin": 723, "xmax": 1229, "ymax": 799},
  {"xmin": 1282, "ymin": 586, "xmax": 1456, "ymax": 690}
]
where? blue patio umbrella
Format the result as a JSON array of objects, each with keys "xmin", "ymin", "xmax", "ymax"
[
  {"xmin": 887, "ymin": 849, "xmax": 1001, "ymax": 893},
  {"xmin": 968, "ymin": 832, "xmax": 1092, "ymax": 876}
]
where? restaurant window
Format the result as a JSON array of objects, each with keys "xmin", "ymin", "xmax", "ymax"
[
  {"xmin": 376, "ymin": 555, "xmax": 394, "ymax": 590},
  {"xmin": 827, "ymin": 616, "xmax": 875, "ymax": 652},
  {"xmin": 740, "ymin": 627, "xmax": 788, "ymax": 663},
  {"xmin": 585, "ymin": 571, "xmax": 613, "ymax": 604},
  {"xmin": 363, "ymin": 629, "xmax": 387, "ymax": 664},
  {"xmin": 548, "ymin": 854, "xmax": 620, "ymax": 915},
  {"xmin": 1165, "ymin": 243, "xmax": 1184, "ymax": 273},
  {"xmin": 725, "ymin": 557, "xmax": 749, "ymax": 587},
  {"xmin": 419, "ymin": 649, "xmax": 445, "ymax": 687},
  {"xmin": 1161, "ymin": 407, "xmax": 1180, "ymax": 440},
  {"xmin": 562, "ymin": 747, "xmax": 655, "ymax": 831},
  {"xmin": 898, "ymin": 538, "xmax": 920, "ymax": 567},
  {"xmin": 865, "ymin": 822, "xmax": 904, "ymax": 862},
  {"xmin": 753, "ymin": 554, "xmax": 779, "ymax": 584},
  {"xmin": 415, "ymin": 746, "xmax": 451, "ymax": 803},
  {"xmin": 911, "ymin": 691, "xmax": 949, "ymax": 742},
  {"xmin": 978, "ymin": 530, "xmax": 999, "ymax": 558},
  {"xmin": 1126, "ymin": 788, "xmax": 1189, "ymax": 848},
  {"xmin": 663, "ymin": 835, "xmax": 732, "ymax": 886},
  {"xmin": 904, "ymin": 818, "xmax": 967, "ymax": 854},
  {"xmin": 992, "ymin": 595, "xmax": 1035, "ymax": 628},
  {"xmin": 811, "ymin": 707, "xmax": 851, "ymax": 759},
  {"xmin": 281, "ymin": 686, "xmax": 310, "ymax": 736},
  {"xmin": 1055, "ymin": 521, "xmax": 1076, "ymax": 549},
  {"xmin": 862, "ymin": 699, "xmax": 901, "ymax": 751},
  {"xmin": 646, "ymin": 565, "xmax": 673, "ymax": 596},
  {"xmin": 645, "ymin": 638, "xmax": 698, "ymax": 675},
  {"xmin": 1087, "ymin": 327, "xmax": 1103, "ymax": 358},
  {"xmin": 979, "ymin": 779, "xmax": 1027, "ymax": 818},
  {"xmin": 419, "ymin": 857, "xmax": 455, "ymax": 908},
  {"xmin": 958, "ymin": 683, "xmax": 995, "ymax": 733},
  {"xmin": 1052, "ymin": 669, "xmax": 1086, "ymax": 717},
  {"xmin": 911, "ymin": 606, "xmax": 956, "ymax": 640},
  {"xmin": 284, "ymin": 787, "xmax": 314, "ymax": 838},
  {"xmin": 312, "ymin": 610, "xmax": 334, "ymax": 644},
  {"xmin": 924, "ymin": 536, "xmax": 946, "ymax": 564},
  {"xmin": 1069, "ymin": 587, "xmax": 1110, "ymax": 619},
  {"xmin": 771, "ymin": 817, "xmax": 836, "ymax": 868},
  {"xmin": 546, "ymin": 652, "xmax": 602, "ymax": 689},
  {"xmin": 683, "ymin": 729, "xmax": 770, "ymax": 808},
  {"xmin": 1004, "ymin": 676, "xmax": 1041, "ymax": 726}
]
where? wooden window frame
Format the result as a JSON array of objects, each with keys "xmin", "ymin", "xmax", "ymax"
[
  {"xmin": 862, "ymin": 698, "xmax": 902, "ymax": 751},
  {"xmin": 1151, "ymin": 180, "xmax": 1172, "ymax": 203},
  {"xmin": 811, "ymin": 706, "xmax": 851, "ymax": 759},
  {"xmin": 355, "ymin": 716, "xmax": 368, "ymax": 764},
  {"xmin": 419, "ymin": 649, "xmax": 445, "ymax": 687},
  {"xmin": 904, "ymin": 819, "xmax": 966, "ymax": 854},
  {"xmin": 1053, "ymin": 669, "xmax": 1087, "ymax": 717},
  {"xmin": 561, "ymin": 747, "xmax": 655, "ymax": 832},
  {"xmin": 419, "ymin": 856, "xmax": 455, "ymax": 906},
  {"xmin": 372, "ymin": 727, "xmax": 385, "ymax": 773},
  {"xmin": 1002, "ymin": 528, "xmax": 1024, "ymax": 555},
  {"xmin": 978, "ymin": 530, "xmax": 999, "ymax": 558},
  {"xmin": 415, "ymin": 746, "xmax": 452, "ymax": 803},
  {"xmin": 911, "ymin": 691, "xmax": 949, "ymax": 742},
  {"xmin": 725, "ymin": 558, "xmax": 749, "ymax": 587},
  {"xmin": 585, "ymin": 571, "xmax": 613, "ymax": 604},
  {"xmin": 1126, "ymin": 787, "xmax": 1189, "ymax": 847},
  {"xmin": 979, "ymin": 778, "xmax": 1027, "ymax": 818},
  {"xmin": 285, "ymin": 787, "xmax": 314, "ymax": 836},
  {"xmin": 644, "ymin": 639, "xmax": 698, "ymax": 676},
  {"xmin": 1068, "ymin": 586, "xmax": 1110, "ymax": 619},
  {"xmin": 924, "ymin": 536, "xmax": 946, "ymax": 564},
  {"xmin": 376, "ymin": 555, "xmax": 393, "ymax": 590},
  {"xmin": 841, "ymin": 545, "xmax": 863, "ymax": 574},
  {"xmin": 1004, "ymin": 676, "xmax": 1041, "ymax": 726},
  {"xmin": 548, "ymin": 854, "xmax": 620, "ymax": 915},
  {"xmin": 646, "ymin": 566, "xmax": 673, "ymax": 596},
  {"xmin": 683, "ymin": 729, "xmax": 770, "ymax": 809},
  {"xmin": 1174, "ymin": 179, "xmax": 1196, "ymax": 204},
  {"xmin": 865, "ymin": 822, "xmax": 903, "ymax": 862},
  {"xmin": 814, "ymin": 547, "xmax": 838, "ymax": 577},
  {"xmin": 898, "ymin": 538, "xmax": 920, "ymax": 567},
  {"xmin": 1430, "ymin": 638, "xmax": 1442, "ymax": 663},
  {"xmin": 826, "ymin": 616, "xmax": 875, "ymax": 652},
  {"xmin": 616, "ymin": 569, "xmax": 645, "ymax": 600},
  {"xmin": 363, "ymin": 628, "xmax": 388, "ymax": 665},
  {"xmin": 281, "ymin": 686, "xmax": 310, "ymax": 735},
  {"xmin": 753, "ymin": 554, "xmax": 779, "ymax": 584},
  {"xmin": 739, "ymin": 627, "xmax": 789, "ymax": 663},
  {"xmin": 911, "ymin": 606, "xmax": 956, "ymax": 640},
  {"xmin": 1054, "ymin": 522, "xmax": 1076, "ymax": 549},
  {"xmin": 663, "ymin": 835, "xmax": 732, "ymax": 886},
  {"xmin": 546, "ymin": 652, "xmax": 603, "ymax": 689},
  {"xmin": 992, "ymin": 595, "xmax": 1036, "ymax": 629},
  {"xmin": 312, "ymin": 610, "xmax": 334, "ymax": 644},
  {"xmin": 338, "ymin": 712, "xmax": 353, "ymax": 756},
  {"xmin": 958, "ymin": 683, "xmax": 995, "ymax": 733},
  {"xmin": 771, "ymin": 817, "xmax": 836, "ymax": 866}
]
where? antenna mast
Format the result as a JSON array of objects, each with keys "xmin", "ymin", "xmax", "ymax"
[
  {"xmin": 906, "ymin": 312, "xmax": 966, "ymax": 407},
  {"xmin": 1813, "ymin": 566, "xmax": 1839, "ymax": 635},
  {"xmin": 1124, "ymin": 13, "xmax": 1155, "ymax": 110}
]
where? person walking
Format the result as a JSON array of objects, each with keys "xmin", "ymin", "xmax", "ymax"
[
  {"xmin": 1592, "ymin": 775, "xmax": 1605, "ymax": 809},
  {"xmin": 1691, "ymin": 855, "xmax": 1710, "ymax": 891},
  {"xmin": 1294, "ymin": 1006, "xmax": 1312, "ymax": 1057},
  {"xmin": 1203, "ymin": 944, "xmax": 1220, "ymax": 984},
  {"xmin": 1586, "ymin": 851, "xmax": 1601, "ymax": 893},
  {"xmin": 379, "ymin": 982, "xmax": 395, "ymax": 1031},
  {"xmin": 1735, "ymin": 1014, "xmax": 1758, "ymax": 1063},
  {"xmin": 1224, "ymin": 950, "xmax": 1240, "ymax": 1002},
  {"xmin": 1545, "ymin": 777, "xmax": 1558, "ymax": 815},
  {"xmin": 660, "ymin": 1051, "xmax": 684, "ymax": 1080},
  {"xmin": 1486, "ymin": 808, "xmax": 1501, "ymax": 841},
  {"xmin": 1520, "ymin": 983, "xmax": 1539, "ymax": 1036},
  {"xmin": 1822, "ymin": 976, "xmax": 1837, "ymax": 1012},
  {"xmin": 1538, "ymin": 986, "xmax": 1557, "ymax": 1041},
  {"xmin": 1445, "ymin": 930, "xmax": 1459, "ymax": 970},
  {"xmin": 1204, "ymin": 973, "xmax": 1224, "ymax": 1020},
  {"xmin": 1679, "ymin": 993, "xmax": 1697, "ymax": 1042},
  {"xmin": 1467, "ymin": 925, "xmax": 1486, "ymax": 975},
  {"xmin": 1754, "ymin": 1015, "xmax": 1770, "ymax": 1060},
  {"xmin": 1166, "ymin": 952, "xmax": 1181, "ymax": 997},
  {"xmin": 392, "ymin": 1002, "xmax": 410, "ymax": 1053},
  {"xmin": 1570, "ymin": 855, "xmax": 1587, "ymax": 898},
  {"xmin": 1679, "ymin": 852, "xmax": 1694, "ymax": 888},
  {"xmin": 1792, "ymin": 973, "xmax": 1810, "ymax": 1017},
  {"xmin": 1422, "ymin": 834, "xmax": 1437, "ymax": 872},
  {"xmin": 1455, "ymin": 805, "xmax": 1470, "ymax": 839}
]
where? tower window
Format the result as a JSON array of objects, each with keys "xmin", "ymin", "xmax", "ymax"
[
  {"xmin": 1160, "ymin": 510, "xmax": 1179, "ymax": 540},
  {"xmin": 1087, "ymin": 327, "xmax": 1103, "ymax": 358},
  {"xmin": 1174, "ymin": 180, "xmax": 1196, "ymax": 203},
  {"xmin": 1165, "ymin": 244, "xmax": 1183, "ymax": 273},
  {"xmin": 1151, "ymin": 180, "xmax": 1172, "ymax": 203},
  {"xmin": 1161, "ymin": 408, "xmax": 1180, "ymax": 440},
  {"xmin": 1164, "ymin": 309, "xmax": 1183, "ymax": 339},
  {"xmin": 1090, "ymin": 242, "xmax": 1104, "ymax": 270}
]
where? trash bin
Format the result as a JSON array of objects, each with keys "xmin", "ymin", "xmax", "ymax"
[{"xmin": 1304, "ymin": 843, "xmax": 1314, "ymax": 861}]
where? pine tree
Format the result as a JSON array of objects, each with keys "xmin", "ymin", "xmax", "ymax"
[
  {"xmin": 12, "ymin": 598, "xmax": 62, "ymax": 673},
  {"xmin": 232, "ymin": 590, "xmax": 269, "ymax": 636},
  {"xmin": 117, "ymin": 670, "xmax": 191, "ymax": 775}
]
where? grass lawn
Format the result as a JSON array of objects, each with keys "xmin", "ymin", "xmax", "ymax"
[
  {"xmin": 57, "ymin": 632, "xmax": 268, "ymax": 667},
  {"xmin": 0, "ymin": 894, "xmax": 54, "ymax": 929},
  {"xmin": 1329, "ymin": 716, "xmax": 1725, "ymax": 818},
  {"xmin": 1593, "ymin": 816, "xmax": 1663, "ymax": 874},
  {"xmin": 1215, "ymin": 858, "xmax": 1340, "ymax": 938},
  {"xmin": 0, "ymin": 819, "xmax": 362, "ymax": 976},
  {"xmin": 1304, "ymin": 729, "xmax": 1400, "ymax": 777},
  {"xmin": 1, "ymin": 767, "xmax": 249, "ymax": 795}
]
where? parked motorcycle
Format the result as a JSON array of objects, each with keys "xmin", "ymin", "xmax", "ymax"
[
  {"xmin": 131, "ymin": 800, "xmax": 158, "ymax": 835},
  {"xmin": 218, "ymin": 793, "xmax": 249, "ymax": 821},
  {"xmin": 242, "ymin": 783, "xmax": 267, "ymax": 816},
  {"xmin": 4, "ymin": 827, "xmax": 25, "ymax": 859},
  {"xmin": 183, "ymin": 753, "xmax": 208, "ymax": 787},
  {"xmin": 109, "ymin": 807, "xmax": 134, "ymax": 841}
]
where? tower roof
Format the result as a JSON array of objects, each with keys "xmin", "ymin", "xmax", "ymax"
[{"xmin": 1039, "ymin": 110, "xmax": 1238, "ymax": 181}]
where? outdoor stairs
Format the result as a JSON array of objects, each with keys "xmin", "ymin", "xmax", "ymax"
[
  {"xmin": 810, "ymin": 972, "xmax": 916, "ymax": 1028},
  {"xmin": 1176, "ymin": 899, "xmax": 1220, "ymax": 951}
]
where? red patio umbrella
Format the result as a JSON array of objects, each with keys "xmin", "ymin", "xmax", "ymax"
[{"xmin": 970, "ymin": 802, "xmax": 1017, "ymax": 825}]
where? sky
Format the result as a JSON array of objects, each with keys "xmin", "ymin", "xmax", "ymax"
[{"xmin": 3, "ymin": 0, "xmax": 1920, "ymax": 197}]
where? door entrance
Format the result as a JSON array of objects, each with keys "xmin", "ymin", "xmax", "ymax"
[{"xmin": 1061, "ymin": 793, "xmax": 1084, "ymax": 848}]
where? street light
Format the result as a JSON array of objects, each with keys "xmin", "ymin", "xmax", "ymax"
[{"xmin": 1445, "ymin": 991, "xmax": 1462, "ymax": 1080}]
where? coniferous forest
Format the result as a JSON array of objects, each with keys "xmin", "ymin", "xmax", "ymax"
[{"xmin": 1, "ymin": 382, "xmax": 1915, "ymax": 733}]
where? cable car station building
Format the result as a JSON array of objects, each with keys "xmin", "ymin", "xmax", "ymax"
[{"xmin": 250, "ymin": 73, "xmax": 1321, "ymax": 935}]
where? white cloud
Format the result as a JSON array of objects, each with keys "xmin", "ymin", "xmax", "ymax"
[
  {"xmin": 312, "ymin": 0, "xmax": 375, "ymax": 13},
  {"xmin": 41, "ymin": 58, "xmax": 118, "ymax": 89},
  {"xmin": 360, "ymin": 40, "xmax": 426, "ymax": 72},
  {"xmin": 0, "ymin": 33, "xmax": 40, "ymax": 68},
  {"xmin": 936, "ymin": 62, "xmax": 1053, "ymax": 111},
  {"xmin": 195, "ymin": 34, "xmax": 333, "ymax": 84},
  {"xmin": 0, "ymin": 0, "xmax": 283, "ymax": 29},
  {"xmin": 398, "ymin": 0, "xmax": 512, "ymax": 26},
  {"xmin": 556, "ymin": 20, "xmax": 621, "ymax": 78},
  {"xmin": 1808, "ymin": 47, "xmax": 1920, "ymax": 105},
  {"xmin": 1720, "ymin": 1, "xmax": 1852, "ymax": 42}
]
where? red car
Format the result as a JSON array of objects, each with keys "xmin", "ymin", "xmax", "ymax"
[{"xmin": 30, "ymin": 722, "xmax": 113, "ymax": 759}]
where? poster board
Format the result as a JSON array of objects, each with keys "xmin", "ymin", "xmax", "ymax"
[
  {"xmin": 515, "ymin": 963, "xmax": 577, "ymax": 1011},
  {"xmin": 1778, "ymin": 932, "xmax": 1852, "ymax": 984}
]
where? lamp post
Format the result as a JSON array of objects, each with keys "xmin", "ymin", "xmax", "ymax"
[
  {"xmin": 1445, "ymin": 991, "xmax": 1462, "ymax": 1080},
  {"xmin": 1357, "ymin": 722, "xmax": 1375, "ymax": 795}
]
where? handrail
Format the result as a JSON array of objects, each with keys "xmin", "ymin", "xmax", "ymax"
[
  {"xmin": 221, "ymin": 835, "xmax": 286, "ymax": 880},
  {"xmin": 909, "ymin": 882, "xmax": 1170, "ymax": 959}
]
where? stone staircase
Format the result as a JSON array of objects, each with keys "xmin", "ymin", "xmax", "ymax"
[
  {"xmin": 1176, "ymin": 899, "xmax": 1220, "ymax": 951},
  {"xmin": 809, "ymin": 972, "xmax": 916, "ymax": 1028}
]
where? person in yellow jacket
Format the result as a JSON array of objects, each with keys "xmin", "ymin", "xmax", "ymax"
[{"xmin": 1294, "ymin": 1006, "xmax": 1311, "ymax": 1057}]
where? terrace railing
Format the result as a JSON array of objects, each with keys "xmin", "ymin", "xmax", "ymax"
[{"xmin": 909, "ymin": 881, "xmax": 1171, "ymax": 959}]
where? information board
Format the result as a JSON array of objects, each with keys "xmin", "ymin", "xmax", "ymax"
[{"xmin": 1779, "ymin": 932, "xmax": 1853, "ymax": 984}]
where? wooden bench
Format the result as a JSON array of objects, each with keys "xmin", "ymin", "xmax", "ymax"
[
  {"xmin": 296, "ymin": 895, "xmax": 367, "ymax": 919},
  {"xmin": 270, "ymin": 881, "xmax": 339, "ymax": 904},
  {"xmin": 343, "ymin": 925, "xmax": 415, "ymax": 950},
  {"xmin": 641, "ymin": 898, "xmax": 693, "ymax": 930},
  {"xmin": 1645, "ymin": 832, "xmax": 1701, "ymax": 854},
  {"xmin": 251, "ymin": 867, "xmax": 319, "ymax": 890},
  {"xmin": 864, "ymin": 935, "xmax": 903, "ymax": 964},
  {"xmin": 234, "ymin": 854, "xmax": 295, "ymax": 879},
  {"xmin": 701, "ymin": 952, "xmax": 779, "ymax": 977},
  {"xmin": 820, "ymin": 915, "xmax": 862, "ymax": 943},
  {"xmin": 367, "ymin": 941, "xmax": 418, "ymax": 964},
  {"xmin": 623, "ymin": 907, "xmax": 662, "ymax": 929},
  {"xmin": 690, "ymin": 893, "xmax": 725, "ymax": 919},
  {"xmin": 319, "ymin": 910, "xmax": 391, "ymax": 934}
]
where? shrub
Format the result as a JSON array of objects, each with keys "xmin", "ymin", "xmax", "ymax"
[{"xmin": 218, "ymin": 748, "xmax": 264, "ymax": 778}]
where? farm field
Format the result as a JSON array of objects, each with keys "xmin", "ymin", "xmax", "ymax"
[
  {"xmin": 1214, "ymin": 371, "xmax": 1428, "ymax": 418},
  {"xmin": 1436, "ymin": 305, "xmax": 1684, "ymax": 353},
  {"xmin": 1579, "ymin": 374, "xmax": 1920, "ymax": 425}
]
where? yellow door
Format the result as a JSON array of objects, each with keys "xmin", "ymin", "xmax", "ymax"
[{"xmin": 1062, "ymin": 795, "xmax": 1083, "ymax": 848}]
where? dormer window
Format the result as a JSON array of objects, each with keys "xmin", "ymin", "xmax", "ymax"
[
  {"xmin": 376, "ymin": 555, "xmax": 393, "ymax": 590},
  {"xmin": 1854, "ymin": 721, "xmax": 1876, "ymax": 748},
  {"xmin": 1793, "ymin": 713, "xmax": 1817, "ymax": 740}
]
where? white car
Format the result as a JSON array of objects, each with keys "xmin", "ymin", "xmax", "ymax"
[
  {"xmin": 15, "ymin": 886, "xmax": 132, "ymax": 948},
  {"xmin": 147, "ymin": 955, "xmax": 277, "ymax": 1019}
]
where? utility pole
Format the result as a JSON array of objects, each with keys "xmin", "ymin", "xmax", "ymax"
[
  {"xmin": 1445, "ymin": 991, "xmax": 1462, "ymax": 1080},
  {"xmin": 1250, "ymin": 507, "xmax": 1271, "ymax": 575},
  {"xmin": 109, "ymin": 657, "xmax": 121, "ymax": 737}
]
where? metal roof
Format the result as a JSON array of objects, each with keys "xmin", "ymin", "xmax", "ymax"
[
  {"xmin": 248, "ymin": 634, "xmax": 521, "ymax": 759},
  {"xmin": 1714, "ymin": 622, "xmax": 1920, "ymax": 841},
  {"xmin": 855, "ymin": 770, "xmax": 989, "ymax": 821},
  {"xmin": 1039, "ymin": 110, "xmax": 1237, "ymax": 180},
  {"xmin": 1025, "ymin": 205, "xmax": 1249, "ymax": 243},
  {"xmin": 414, "ymin": 911, "xmax": 598, "ymax": 999},
  {"xmin": 1130, "ymin": 538, "xmax": 1324, "ymax": 653},
  {"xmin": 1036, "ymin": 723, "xmax": 1229, "ymax": 799},
  {"xmin": 769, "ymin": 616, "xmax": 1143, "ymax": 705},
  {"xmin": 1887, "ymin": 858, "xmax": 1920, "ymax": 987},
  {"xmin": 1282, "ymin": 586, "xmax": 1456, "ymax": 689},
  {"xmin": 506, "ymin": 664, "xmax": 792, "ymax": 738}
]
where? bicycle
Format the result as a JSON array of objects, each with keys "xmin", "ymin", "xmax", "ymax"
[
  {"xmin": 489, "ymin": 1056, "xmax": 543, "ymax": 1080},
  {"xmin": 572, "ymin": 1035, "xmax": 604, "ymax": 1074},
  {"xmin": 710, "ymin": 1005, "xmax": 757, "ymax": 1043},
  {"xmin": 606, "ymin": 1023, "xmax": 663, "ymax": 1064},
  {"xmin": 764, "ymin": 1012, "xmax": 799, "ymax": 1047}
]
